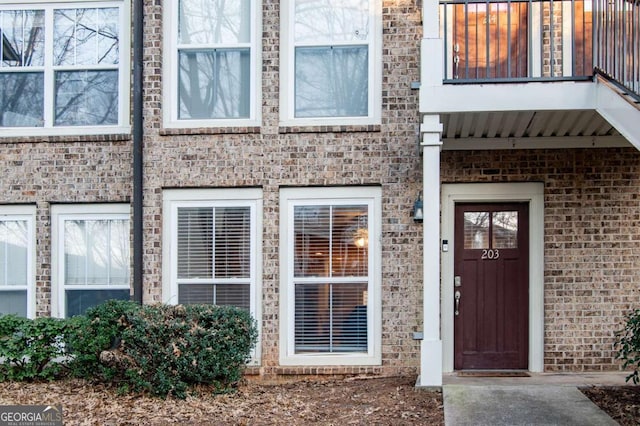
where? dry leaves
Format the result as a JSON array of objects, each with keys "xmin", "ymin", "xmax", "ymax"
[
  {"xmin": 0, "ymin": 376, "xmax": 444, "ymax": 425},
  {"xmin": 582, "ymin": 386, "xmax": 640, "ymax": 426}
]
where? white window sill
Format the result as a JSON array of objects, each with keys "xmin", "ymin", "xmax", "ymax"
[
  {"xmin": 0, "ymin": 126, "xmax": 131, "ymax": 139},
  {"xmin": 279, "ymin": 352, "xmax": 381, "ymax": 366}
]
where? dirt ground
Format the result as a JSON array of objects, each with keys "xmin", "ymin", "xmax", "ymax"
[{"xmin": 0, "ymin": 377, "xmax": 638, "ymax": 425}]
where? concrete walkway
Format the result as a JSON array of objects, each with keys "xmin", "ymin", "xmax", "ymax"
[{"xmin": 442, "ymin": 372, "xmax": 628, "ymax": 426}]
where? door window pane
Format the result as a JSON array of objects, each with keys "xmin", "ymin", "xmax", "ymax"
[
  {"xmin": 492, "ymin": 211, "xmax": 518, "ymax": 248},
  {"xmin": 178, "ymin": 49, "xmax": 250, "ymax": 119},
  {"xmin": 295, "ymin": 46, "xmax": 368, "ymax": 117},
  {"xmin": 179, "ymin": 0, "xmax": 250, "ymax": 44},
  {"xmin": 464, "ymin": 212, "xmax": 489, "ymax": 249}
]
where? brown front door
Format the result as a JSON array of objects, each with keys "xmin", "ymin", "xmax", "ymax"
[
  {"xmin": 453, "ymin": 2, "xmax": 528, "ymax": 79},
  {"xmin": 454, "ymin": 203, "xmax": 529, "ymax": 370}
]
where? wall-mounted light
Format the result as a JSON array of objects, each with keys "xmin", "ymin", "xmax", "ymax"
[{"xmin": 413, "ymin": 192, "xmax": 424, "ymax": 222}]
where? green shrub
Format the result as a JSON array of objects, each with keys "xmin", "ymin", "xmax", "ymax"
[
  {"xmin": 117, "ymin": 304, "xmax": 257, "ymax": 398},
  {"xmin": 617, "ymin": 308, "xmax": 640, "ymax": 384},
  {"xmin": 0, "ymin": 315, "xmax": 68, "ymax": 381},
  {"xmin": 65, "ymin": 300, "xmax": 257, "ymax": 398},
  {"xmin": 66, "ymin": 299, "xmax": 140, "ymax": 382}
]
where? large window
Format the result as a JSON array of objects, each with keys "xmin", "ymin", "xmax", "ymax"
[
  {"xmin": 164, "ymin": 0, "xmax": 261, "ymax": 127},
  {"xmin": 163, "ymin": 189, "xmax": 262, "ymax": 359},
  {"xmin": 0, "ymin": 206, "xmax": 35, "ymax": 318},
  {"xmin": 52, "ymin": 205, "xmax": 130, "ymax": 318},
  {"xmin": 280, "ymin": 0, "xmax": 381, "ymax": 126},
  {"xmin": 0, "ymin": 2, "xmax": 129, "ymax": 135},
  {"xmin": 280, "ymin": 187, "xmax": 381, "ymax": 366}
]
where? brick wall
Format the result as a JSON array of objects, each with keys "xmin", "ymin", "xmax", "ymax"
[
  {"xmin": 0, "ymin": 138, "xmax": 132, "ymax": 316},
  {"xmin": 140, "ymin": 0, "xmax": 425, "ymax": 376},
  {"xmin": 442, "ymin": 147, "xmax": 640, "ymax": 371}
]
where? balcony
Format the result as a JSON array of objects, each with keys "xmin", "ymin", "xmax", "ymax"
[
  {"xmin": 420, "ymin": 0, "xmax": 640, "ymax": 149},
  {"xmin": 441, "ymin": 0, "xmax": 593, "ymax": 82}
]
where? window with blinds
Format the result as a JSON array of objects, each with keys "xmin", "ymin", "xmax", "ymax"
[
  {"xmin": 176, "ymin": 206, "xmax": 251, "ymax": 310},
  {"xmin": 292, "ymin": 204, "xmax": 369, "ymax": 353}
]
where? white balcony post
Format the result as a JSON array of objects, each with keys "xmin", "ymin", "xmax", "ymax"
[{"xmin": 418, "ymin": 114, "xmax": 443, "ymax": 388}]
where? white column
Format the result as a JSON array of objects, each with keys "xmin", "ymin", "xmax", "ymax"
[{"xmin": 417, "ymin": 114, "xmax": 443, "ymax": 388}]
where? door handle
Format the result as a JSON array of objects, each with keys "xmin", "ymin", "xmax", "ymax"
[{"xmin": 454, "ymin": 290, "xmax": 461, "ymax": 316}]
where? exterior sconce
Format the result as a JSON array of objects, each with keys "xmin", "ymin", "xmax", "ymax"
[{"xmin": 413, "ymin": 192, "xmax": 424, "ymax": 222}]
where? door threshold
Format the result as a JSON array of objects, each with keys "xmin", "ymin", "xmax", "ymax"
[{"xmin": 456, "ymin": 370, "xmax": 530, "ymax": 378}]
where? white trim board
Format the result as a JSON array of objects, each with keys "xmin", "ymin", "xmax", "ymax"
[{"xmin": 440, "ymin": 182, "xmax": 544, "ymax": 373}]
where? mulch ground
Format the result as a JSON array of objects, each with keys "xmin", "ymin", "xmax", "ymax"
[
  {"xmin": 0, "ymin": 376, "xmax": 444, "ymax": 425},
  {"xmin": 1, "ymin": 376, "xmax": 638, "ymax": 425},
  {"xmin": 582, "ymin": 386, "xmax": 640, "ymax": 426}
]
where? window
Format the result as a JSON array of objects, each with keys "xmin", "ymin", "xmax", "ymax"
[
  {"xmin": 280, "ymin": 0, "xmax": 381, "ymax": 126},
  {"xmin": 163, "ymin": 0, "xmax": 261, "ymax": 128},
  {"xmin": 0, "ymin": 206, "xmax": 35, "ymax": 317},
  {"xmin": 279, "ymin": 187, "xmax": 381, "ymax": 366},
  {"xmin": 163, "ymin": 189, "xmax": 262, "ymax": 360},
  {"xmin": 52, "ymin": 204, "xmax": 130, "ymax": 318},
  {"xmin": 0, "ymin": 1, "xmax": 129, "ymax": 136}
]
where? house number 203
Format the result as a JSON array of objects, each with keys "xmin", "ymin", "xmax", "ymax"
[{"xmin": 481, "ymin": 249, "xmax": 500, "ymax": 260}]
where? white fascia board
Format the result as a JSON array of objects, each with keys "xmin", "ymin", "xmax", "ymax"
[
  {"xmin": 420, "ymin": 81, "xmax": 597, "ymax": 114},
  {"xmin": 595, "ymin": 80, "xmax": 640, "ymax": 151}
]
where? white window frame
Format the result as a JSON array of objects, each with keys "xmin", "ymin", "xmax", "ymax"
[
  {"xmin": 0, "ymin": 0, "xmax": 131, "ymax": 137},
  {"xmin": 162, "ymin": 0, "xmax": 262, "ymax": 129},
  {"xmin": 279, "ymin": 186, "xmax": 381, "ymax": 366},
  {"xmin": 51, "ymin": 203, "xmax": 131, "ymax": 318},
  {"xmin": 162, "ymin": 188, "xmax": 263, "ymax": 365},
  {"xmin": 0, "ymin": 205, "xmax": 36, "ymax": 318},
  {"xmin": 279, "ymin": 0, "xmax": 382, "ymax": 127}
]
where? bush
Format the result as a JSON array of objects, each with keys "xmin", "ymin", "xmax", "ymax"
[
  {"xmin": 66, "ymin": 301, "xmax": 257, "ymax": 398},
  {"xmin": 0, "ymin": 315, "xmax": 68, "ymax": 381},
  {"xmin": 616, "ymin": 308, "xmax": 640, "ymax": 384},
  {"xmin": 66, "ymin": 299, "xmax": 141, "ymax": 382}
]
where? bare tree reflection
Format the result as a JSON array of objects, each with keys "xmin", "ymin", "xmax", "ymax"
[
  {"xmin": 177, "ymin": 0, "xmax": 250, "ymax": 119},
  {"xmin": 292, "ymin": 0, "xmax": 370, "ymax": 118},
  {"xmin": 0, "ymin": 7, "xmax": 119, "ymax": 127}
]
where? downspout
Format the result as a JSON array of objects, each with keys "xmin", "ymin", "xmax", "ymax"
[{"xmin": 132, "ymin": 0, "xmax": 143, "ymax": 304}]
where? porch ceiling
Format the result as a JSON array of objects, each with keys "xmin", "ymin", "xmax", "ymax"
[{"xmin": 440, "ymin": 110, "xmax": 630, "ymax": 150}]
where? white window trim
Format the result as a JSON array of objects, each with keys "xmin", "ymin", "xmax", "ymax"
[
  {"xmin": 0, "ymin": 205, "xmax": 36, "ymax": 318},
  {"xmin": 279, "ymin": 186, "xmax": 382, "ymax": 366},
  {"xmin": 162, "ymin": 0, "xmax": 262, "ymax": 129},
  {"xmin": 162, "ymin": 188, "xmax": 263, "ymax": 366},
  {"xmin": 279, "ymin": 0, "xmax": 382, "ymax": 127},
  {"xmin": 51, "ymin": 203, "xmax": 131, "ymax": 318},
  {"xmin": 0, "ymin": 0, "xmax": 131, "ymax": 137}
]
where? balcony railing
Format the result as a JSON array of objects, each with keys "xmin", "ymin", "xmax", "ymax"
[
  {"xmin": 440, "ymin": 0, "xmax": 595, "ymax": 82},
  {"xmin": 593, "ymin": 0, "xmax": 640, "ymax": 99}
]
